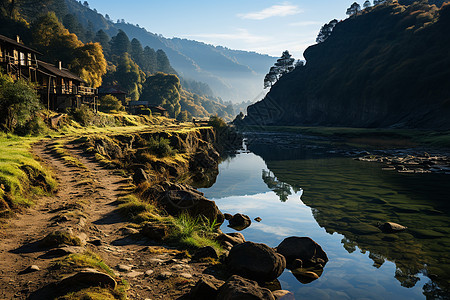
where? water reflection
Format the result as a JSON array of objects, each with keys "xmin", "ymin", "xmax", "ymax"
[{"xmin": 201, "ymin": 135, "xmax": 450, "ymax": 299}]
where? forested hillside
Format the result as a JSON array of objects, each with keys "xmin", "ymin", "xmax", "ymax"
[
  {"xmin": 244, "ymin": 1, "xmax": 450, "ymax": 130},
  {"xmin": 0, "ymin": 0, "xmax": 235, "ymax": 120}
]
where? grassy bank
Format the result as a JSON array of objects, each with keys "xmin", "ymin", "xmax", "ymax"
[
  {"xmin": 243, "ymin": 125, "xmax": 450, "ymax": 148},
  {"xmin": 0, "ymin": 133, "xmax": 57, "ymax": 217}
]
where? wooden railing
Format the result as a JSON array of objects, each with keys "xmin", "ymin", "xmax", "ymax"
[{"xmin": 77, "ymin": 86, "xmax": 97, "ymax": 96}]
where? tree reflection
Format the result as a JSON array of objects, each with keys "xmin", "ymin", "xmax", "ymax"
[{"xmin": 262, "ymin": 169, "xmax": 292, "ymax": 202}]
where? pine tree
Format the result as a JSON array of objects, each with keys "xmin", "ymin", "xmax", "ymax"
[
  {"xmin": 363, "ymin": 0, "xmax": 372, "ymax": 9},
  {"xmin": 94, "ymin": 30, "xmax": 110, "ymax": 55},
  {"xmin": 346, "ymin": 2, "xmax": 361, "ymax": 16},
  {"xmin": 316, "ymin": 19, "xmax": 338, "ymax": 43},
  {"xmin": 110, "ymin": 30, "xmax": 131, "ymax": 56},
  {"xmin": 274, "ymin": 50, "xmax": 295, "ymax": 76}
]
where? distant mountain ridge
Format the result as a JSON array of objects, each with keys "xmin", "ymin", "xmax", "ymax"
[
  {"xmin": 244, "ymin": 1, "xmax": 450, "ymax": 130},
  {"xmin": 64, "ymin": 0, "xmax": 275, "ymax": 102}
]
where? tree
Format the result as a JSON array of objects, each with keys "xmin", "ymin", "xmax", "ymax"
[
  {"xmin": 105, "ymin": 14, "xmax": 110, "ymax": 20},
  {"xmin": 363, "ymin": 0, "xmax": 372, "ymax": 9},
  {"xmin": 373, "ymin": 0, "xmax": 386, "ymax": 5},
  {"xmin": 275, "ymin": 50, "xmax": 295, "ymax": 76},
  {"xmin": 156, "ymin": 49, "xmax": 176, "ymax": 74},
  {"xmin": 114, "ymin": 53, "xmax": 144, "ymax": 100},
  {"xmin": 316, "ymin": 19, "xmax": 338, "ymax": 43},
  {"xmin": 346, "ymin": 2, "xmax": 361, "ymax": 16},
  {"xmin": 83, "ymin": 1, "xmax": 88, "ymax": 7},
  {"xmin": 264, "ymin": 67, "xmax": 278, "ymax": 89},
  {"xmin": 94, "ymin": 29, "xmax": 110, "ymax": 55},
  {"xmin": 139, "ymin": 73, "xmax": 181, "ymax": 118},
  {"xmin": 130, "ymin": 38, "xmax": 144, "ymax": 69},
  {"xmin": 63, "ymin": 13, "xmax": 85, "ymax": 41},
  {"xmin": 0, "ymin": 74, "xmax": 42, "ymax": 132},
  {"xmin": 110, "ymin": 30, "xmax": 131, "ymax": 56},
  {"xmin": 142, "ymin": 46, "xmax": 157, "ymax": 73},
  {"xmin": 69, "ymin": 42, "xmax": 107, "ymax": 88}
]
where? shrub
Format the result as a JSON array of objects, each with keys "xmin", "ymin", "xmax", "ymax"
[
  {"xmin": 98, "ymin": 95, "xmax": 124, "ymax": 113},
  {"xmin": 70, "ymin": 105, "xmax": 95, "ymax": 126},
  {"xmin": 208, "ymin": 115, "xmax": 227, "ymax": 129},
  {"xmin": 0, "ymin": 75, "xmax": 42, "ymax": 133},
  {"xmin": 148, "ymin": 137, "xmax": 176, "ymax": 157}
]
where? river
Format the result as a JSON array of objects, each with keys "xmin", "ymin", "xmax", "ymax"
[{"xmin": 199, "ymin": 132, "xmax": 450, "ymax": 300}]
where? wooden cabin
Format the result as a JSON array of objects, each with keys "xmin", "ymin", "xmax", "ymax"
[
  {"xmin": 0, "ymin": 33, "xmax": 97, "ymax": 112},
  {"xmin": 128, "ymin": 101, "xmax": 168, "ymax": 117},
  {"xmin": 36, "ymin": 60, "xmax": 97, "ymax": 112},
  {"xmin": 0, "ymin": 34, "xmax": 40, "ymax": 82}
]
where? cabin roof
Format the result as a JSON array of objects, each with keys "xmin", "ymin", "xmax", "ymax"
[
  {"xmin": 0, "ymin": 34, "xmax": 43, "ymax": 55},
  {"xmin": 37, "ymin": 60, "xmax": 85, "ymax": 83}
]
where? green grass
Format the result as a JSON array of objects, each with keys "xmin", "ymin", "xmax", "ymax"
[
  {"xmin": 0, "ymin": 133, "xmax": 57, "ymax": 213},
  {"xmin": 117, "ymin": 194, "xmax": 162, "ymax": 224},
  {"xmin": 41, "ymin": 230, "xmax": 82, "ymax": 247},
  {"xmin": 53, "ymin": 251, "xmax": 127, "ymax": 300}
]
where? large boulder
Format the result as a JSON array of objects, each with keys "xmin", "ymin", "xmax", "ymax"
[
  {"xmin": 146, "ymin": 181, "xmax": 224, "ymax": 225},
  {"xmin": 133, "ymin": 168, "xmax": 148, "ymax": 184},
  {"xmin": 57, "ymin": 268, "xmax": 116, "ymax": 289},
  {"xmin": 227, "ymin": 242, "xmax": 286, "ymax": 282},
  {"xmin": 189, "ymin": 275, "xmax": 225, "ymax": 300},
  {"xmin": 216, "ymin": 232, "xmax": 246, "ymax": 247},
  {"xmin": 217, "ymin": 275, "xmax": 275, "ymax": 300},
  {"xmin": 228, "ymin": 213, "xmax": 251, "ymax": 231},
  {"xmin": 140, "ymin": 222, "xmax": 170, "ymax": 241},
  {"xmin": 277, "ymin": 237, "xmax": 328, "ymax": 268}
]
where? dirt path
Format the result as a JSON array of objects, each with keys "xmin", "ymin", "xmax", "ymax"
[{"xmin": 0, "ymin": 139, "xmax": 211, "ymax": 300}]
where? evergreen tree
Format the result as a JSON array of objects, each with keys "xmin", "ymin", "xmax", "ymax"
[
  {"xmin": 94, "ymin": 29, "xmax": 110, "ymax": 55},
  {"xmin": 140, "ymin": 73, "xmax": 181, "ymax": 118},
  {"xmin": 156, "ymin": 49, "xmax": 176, "ymax": 74},
  {"xmin": 346, "ymin": 2, "xmax": 362, "ymax": 16},
  {"xmin": 130, "ymin": 38, "xmax": 144, "ymax": 69},
  {"xmin": 142, "ymin": 46, "xmax": 157, "ymax": 73},
  {"xmin": 110, "ymin": 30, "xmax": 131, "ymax": 56},
  {"xmin": 316, "ymin": 19, "xmax": 338, "ymax": 43},
  {"xmin": 114, "ymin": 53, "xmax": 144, "ymax": 100},
  {"xmin": 363, "ymin": 0, "xmax": 372, "ymax": 9},
  {"xmin": 275, "ymin": 50, "xmax": 295, "ymax": 76},
  {"xmin": 62, "ymin": 14, "xmax": 85, "ymax": 41}
]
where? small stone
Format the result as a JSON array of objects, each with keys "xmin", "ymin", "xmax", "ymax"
[
  {"xmin": 148, "ymin": 258, "xmax": 164, "ymax": 265},
  {"xmin": 157, "ymin": 271, "xmax": 172, "ymax": 280},
  {"xmin": 224, "ymin": 213, "xmax": 233, "ymax": 220},
  {"xmin": 193, "ymin": 246, "xmax": 218, "ymax": 260},
  {"xmin": 254, "ymin": 217, "xmax": 262, "ymax": 222},
  {"xmin": 127, "ymin": 271, "xmax": 144, "ymax": 278},
  {"xmin": 145, "ymin": 270, "xmax": 154, "ymax": 276},
  {"xmin": 120, "ymin": 227, "xmax": 139, "ymax": 235},
  {"xmin": 117, "ymin": 264, "xmax": 132, "ymax": 272},
  {"xmin": 179, "ymin": 272, "xmax": 193, "ymax": 279},
  {"xmin": 19, "ymin": 265, "xmax": 40, "ymax": 275},
  {"xmin": 272, "ymin": 290, "xmax": 295, "ymax": 300}
]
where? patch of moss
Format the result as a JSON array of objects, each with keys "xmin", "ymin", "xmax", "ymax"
[{"xmin": 41, "ymin": 230, "xmax": 82, "ymax": 247}]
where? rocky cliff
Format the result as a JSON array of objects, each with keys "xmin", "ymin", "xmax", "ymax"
[{"xmin": 244, "ymin": 2, "xmax": 450, "ymax": 129}]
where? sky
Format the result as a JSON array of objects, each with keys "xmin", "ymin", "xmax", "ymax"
[{"xmin": 86, "ymin": 0, "xmax": 356, "ymax": 58}]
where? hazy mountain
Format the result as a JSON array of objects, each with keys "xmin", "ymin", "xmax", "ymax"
[
  {"xmin": 244, "ymin": 1, "xmax": 450, "ymax": 130},
  {"xmin": 63, "ymin": 0, "xmax": 275, "ymax": 102}
]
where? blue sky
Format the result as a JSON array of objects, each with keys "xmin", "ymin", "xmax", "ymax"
[{"xmin": 87, "ymin": 0, "xmax": 356, "ymax": 57}]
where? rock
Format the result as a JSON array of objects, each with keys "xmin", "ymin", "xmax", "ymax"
[
  {"xmin": 133, "ymin": 168, "xmax": 148, "ymax": 184},
  {"xmin": 120, "ymin": 227, "xmax": 140, "ymax": 235},
  {"xmin": 58, "ymin": 268, "xmax": 116, "ymax": 289},
  {"xmin": 291, "ymin": 269, "xmax": 320, "ymax": 284},
  {"xmin": 227, "ymin": 242, "xmax": 286, "ymax": 282},
  {"xmin": 254, "ymin": 217, "xmax": 262, "ymax": 222},
  {"xmin": 378, "ymin": 222, "xmax": 407, "ymax": 233},
  {"xmin": 19, "ymin": 265, "xmax": 40, "ymax": 275},
  {"xmin": 179, "ymin": 272, "xmax": 193, "ymax": 279},
  {"xmin": 277, "ymin": 236, "xmax": 328, "ymax": 268},
  {"xmin": 217, "ymin": 275, "xmax": 275, "ymax": 300},
  {"xmin": 145, "ymin": 270, "xmax": 154, "ymax": 276},
  {"xmin": 140, "ymin": 222, "xmax": 169, "ymax": 241},
  {"xmin": 127, "ymin": 271, "xmax": 144, "ymax": 278},
  {"xmin": 194, "ymin": 246, "xmax": 219, "ymax": 260},
  {"xmin": 157, "ymin": 271, "xmax": 172, "ymax": 280},
  {"xmin": 222, "ymin": 241, "xmax": 234, "ymax": 251},
  {"xmin": 272, "ymin": 290, "xmax": 295, "ymax": 300},
  {"xmin": 216, "ymin": 233, "xmax": 246, "ymax": 246},
  {"xmin": 190, "ymin": 275, "xmax": 225, "ymax": 300},
  {"xmin": 41, "ymin": 229, "xmax": 81, "ymax": 248},
  {"xmin": 147, "ymin": 181, "xmax": 224, "ymax": 225},
  {"xmin": 117, "ymin": 264, "xmax": 132, "ymax": 272},
  {"xmin": 41, "ymin": 246, "xmax": 84, "ymax": 258},
  {"xmin": 228, "ymin": 213, "xmax": 251, "ymax": 231},
  {"xmin": 224, "ymin": 213, "xmax": 233, "ymax": 220}
]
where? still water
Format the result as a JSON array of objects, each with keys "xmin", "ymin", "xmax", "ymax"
[{"xmin": 200, "ymin": 135, "xmax": 450, "ymax": 300}]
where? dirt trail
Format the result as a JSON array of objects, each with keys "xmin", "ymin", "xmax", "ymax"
[{"xmin": 0, "ymin": 139, "xmax": 209, "ymax": 300}]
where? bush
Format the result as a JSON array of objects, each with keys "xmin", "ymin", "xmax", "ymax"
[
  {"xmin": 148, "ymin": 137, "xmax": 176, "ymax": 158},
  {"xmin": 208, "ymin": 115, "xmax": 227, "ymax": 129},
  {"xmin": 70, "ymin": 105, "xmax": 95, "ymax": 126},
  {"xmin": 98, "ymin": 95, "xmax": 123, "ymax": 113},
  {"xmin": 0, "ymin": 74, "xmax": 42, "ymax": 133}
]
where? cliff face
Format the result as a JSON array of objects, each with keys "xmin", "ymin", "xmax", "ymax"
[{"xmin": 245, "ymin": 2, "xmax": 450, "ymax": 129}]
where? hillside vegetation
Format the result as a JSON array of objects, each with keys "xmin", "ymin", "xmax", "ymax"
[{"xmin": 245, "ymin": 1, "xmax": 450, "ymax": 130}]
